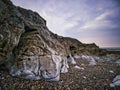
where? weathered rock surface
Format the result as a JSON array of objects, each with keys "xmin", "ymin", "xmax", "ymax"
[
  {"xmin": 0, "ymin": 0, "xmax": 108, "ymax": 81},
  {"xmin": 0, "ymin": 0, "xmax": 68, "ymax": 81},
  {"xmin": 57, "ymin": 36, "xmax": 107, "ymax": 56}
]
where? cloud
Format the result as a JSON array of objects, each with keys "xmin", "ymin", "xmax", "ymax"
[
  {"xmin": 36, "ymin": 0, "xmax": 80, "ymax": 36},
  {"xmin": 80, "ymin": 20, "xmax": 116, "ymax": 30},
  {"xmin": 95, "ymin": 12, "xmax": 112, "ymax": 20},
  {"xmin": 40, "ymin": 10, "xmax": 78, "ymax": 36},
  {"xmin": 79, "ymin": 11, "xmax": 119, "ymax": 31}
]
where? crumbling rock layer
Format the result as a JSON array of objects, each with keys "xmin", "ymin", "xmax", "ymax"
[
  {"xmin": 0, "ymin": 0, "xmax": 70, "ymax": 81},
  {"xmin": 0, "ymin": 0, "xmax": 105, "ymax": 81}
]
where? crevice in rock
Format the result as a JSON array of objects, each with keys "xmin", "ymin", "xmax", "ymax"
[
  {"xmin": 24, "ymin": 26, "xmax": 37, "ymax": 33},
  {"xmin": 0, "ymin": 63, "xmax": 9, "ymax": 71}
]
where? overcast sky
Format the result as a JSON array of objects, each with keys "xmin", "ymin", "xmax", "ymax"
[{"xmin": 11, "ymin": 0, "xmax": 120, "ymax": 47}]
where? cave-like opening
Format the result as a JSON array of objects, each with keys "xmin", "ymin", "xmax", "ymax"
[{"xmin": 24, "ymin": 26, "xmax": 37, "ymax": 33}]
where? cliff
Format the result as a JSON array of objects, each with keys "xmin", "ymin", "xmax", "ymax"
[{"xmin": 0, "ymin": 0, "xmax": 106, "ymax": 81}]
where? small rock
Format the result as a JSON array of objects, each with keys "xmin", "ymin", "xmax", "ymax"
[
  {"xmin": 31, "ymin": 86, "xmax": 35, "ymax": 90},
  {"xmin": 67, "ymin": 55, "xmax": 76, "ymax": 64},
  {"xmin": 109, "ymin": 70, "xmax": 114, "ymax": 73},
  {"xmin": 0, "ymin": 34, "xmax": 3, "ymax": 40},
  {"xmin": 82, "ymin": 76, "xmax": 87, "ymax": 79},
  {"xmin": 81, "ymin": 64, "xmax": 84, "ymax": 66},
  {"xmin": 116, "ymin": 59, "xmax": 120, "ymax": 66},
  {"xmin": 74, "ymin": 55, "xmax": 81, "ymax": 59},
  {"xmin": 89, "ymin": 58, "xmax": 97, "ymax": 66},
  {"xmin": 74, "ymin": 65, "xmax": 84, "ymax": 70},
  {"xmin": 110, "ymin": 75, "xmax": 120, "ymax": 87},
  {"xmin": 93, "ymin": 77, "xmax": 96, "ymax": 79}
]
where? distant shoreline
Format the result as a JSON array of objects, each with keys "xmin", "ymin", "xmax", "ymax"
[
  {"xmin": 100, "ymin": 47, "xmax": 120, "ymax": 55},
  {"xmin": 101, "ymin": 47, "xmax": 120, "ymax": 51}
]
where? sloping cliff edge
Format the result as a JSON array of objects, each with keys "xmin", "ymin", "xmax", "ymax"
[{"xmin": 0, "ymin": 0, "xmax": 107, "ymax": 81}]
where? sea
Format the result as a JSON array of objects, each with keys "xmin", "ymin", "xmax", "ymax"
[{"xmin": 101, "ymin": 47, "xmax": 120, "ymax": 51}]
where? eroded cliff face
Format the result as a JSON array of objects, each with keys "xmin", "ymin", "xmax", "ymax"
[
  {"xmin": 0, "ymin": 0, "xmax": 69, "ymax": 81},
  {"xmin": 0, "ymin": 0, "xmax": 106, "ymax": 81}
]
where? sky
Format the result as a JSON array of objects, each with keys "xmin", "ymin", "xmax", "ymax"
[{"xmin": 11, "ymin": 0, "xmax": 120, "ymax": 48}]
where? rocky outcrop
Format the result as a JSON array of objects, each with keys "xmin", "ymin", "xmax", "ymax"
[
  {"xmin": 0, "ymin": 0, "xmax": 107, "ymax": 81},
  {"xmin": 0, "ymin": 0, "xmax": 68, "ymax": 81},
  {"xmin": 57, "ymin": 36, "xmax": 107, "ymax": 56}
]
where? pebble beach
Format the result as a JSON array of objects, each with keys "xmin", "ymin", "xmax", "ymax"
[{"xmin": 0, "ymin": 57, "xmax": 120, "ymax": 90}]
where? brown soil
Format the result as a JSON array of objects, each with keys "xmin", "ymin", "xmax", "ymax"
[{"xmin": 0, "ymin": 59, "xmax": 120, "ymax": 90}]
